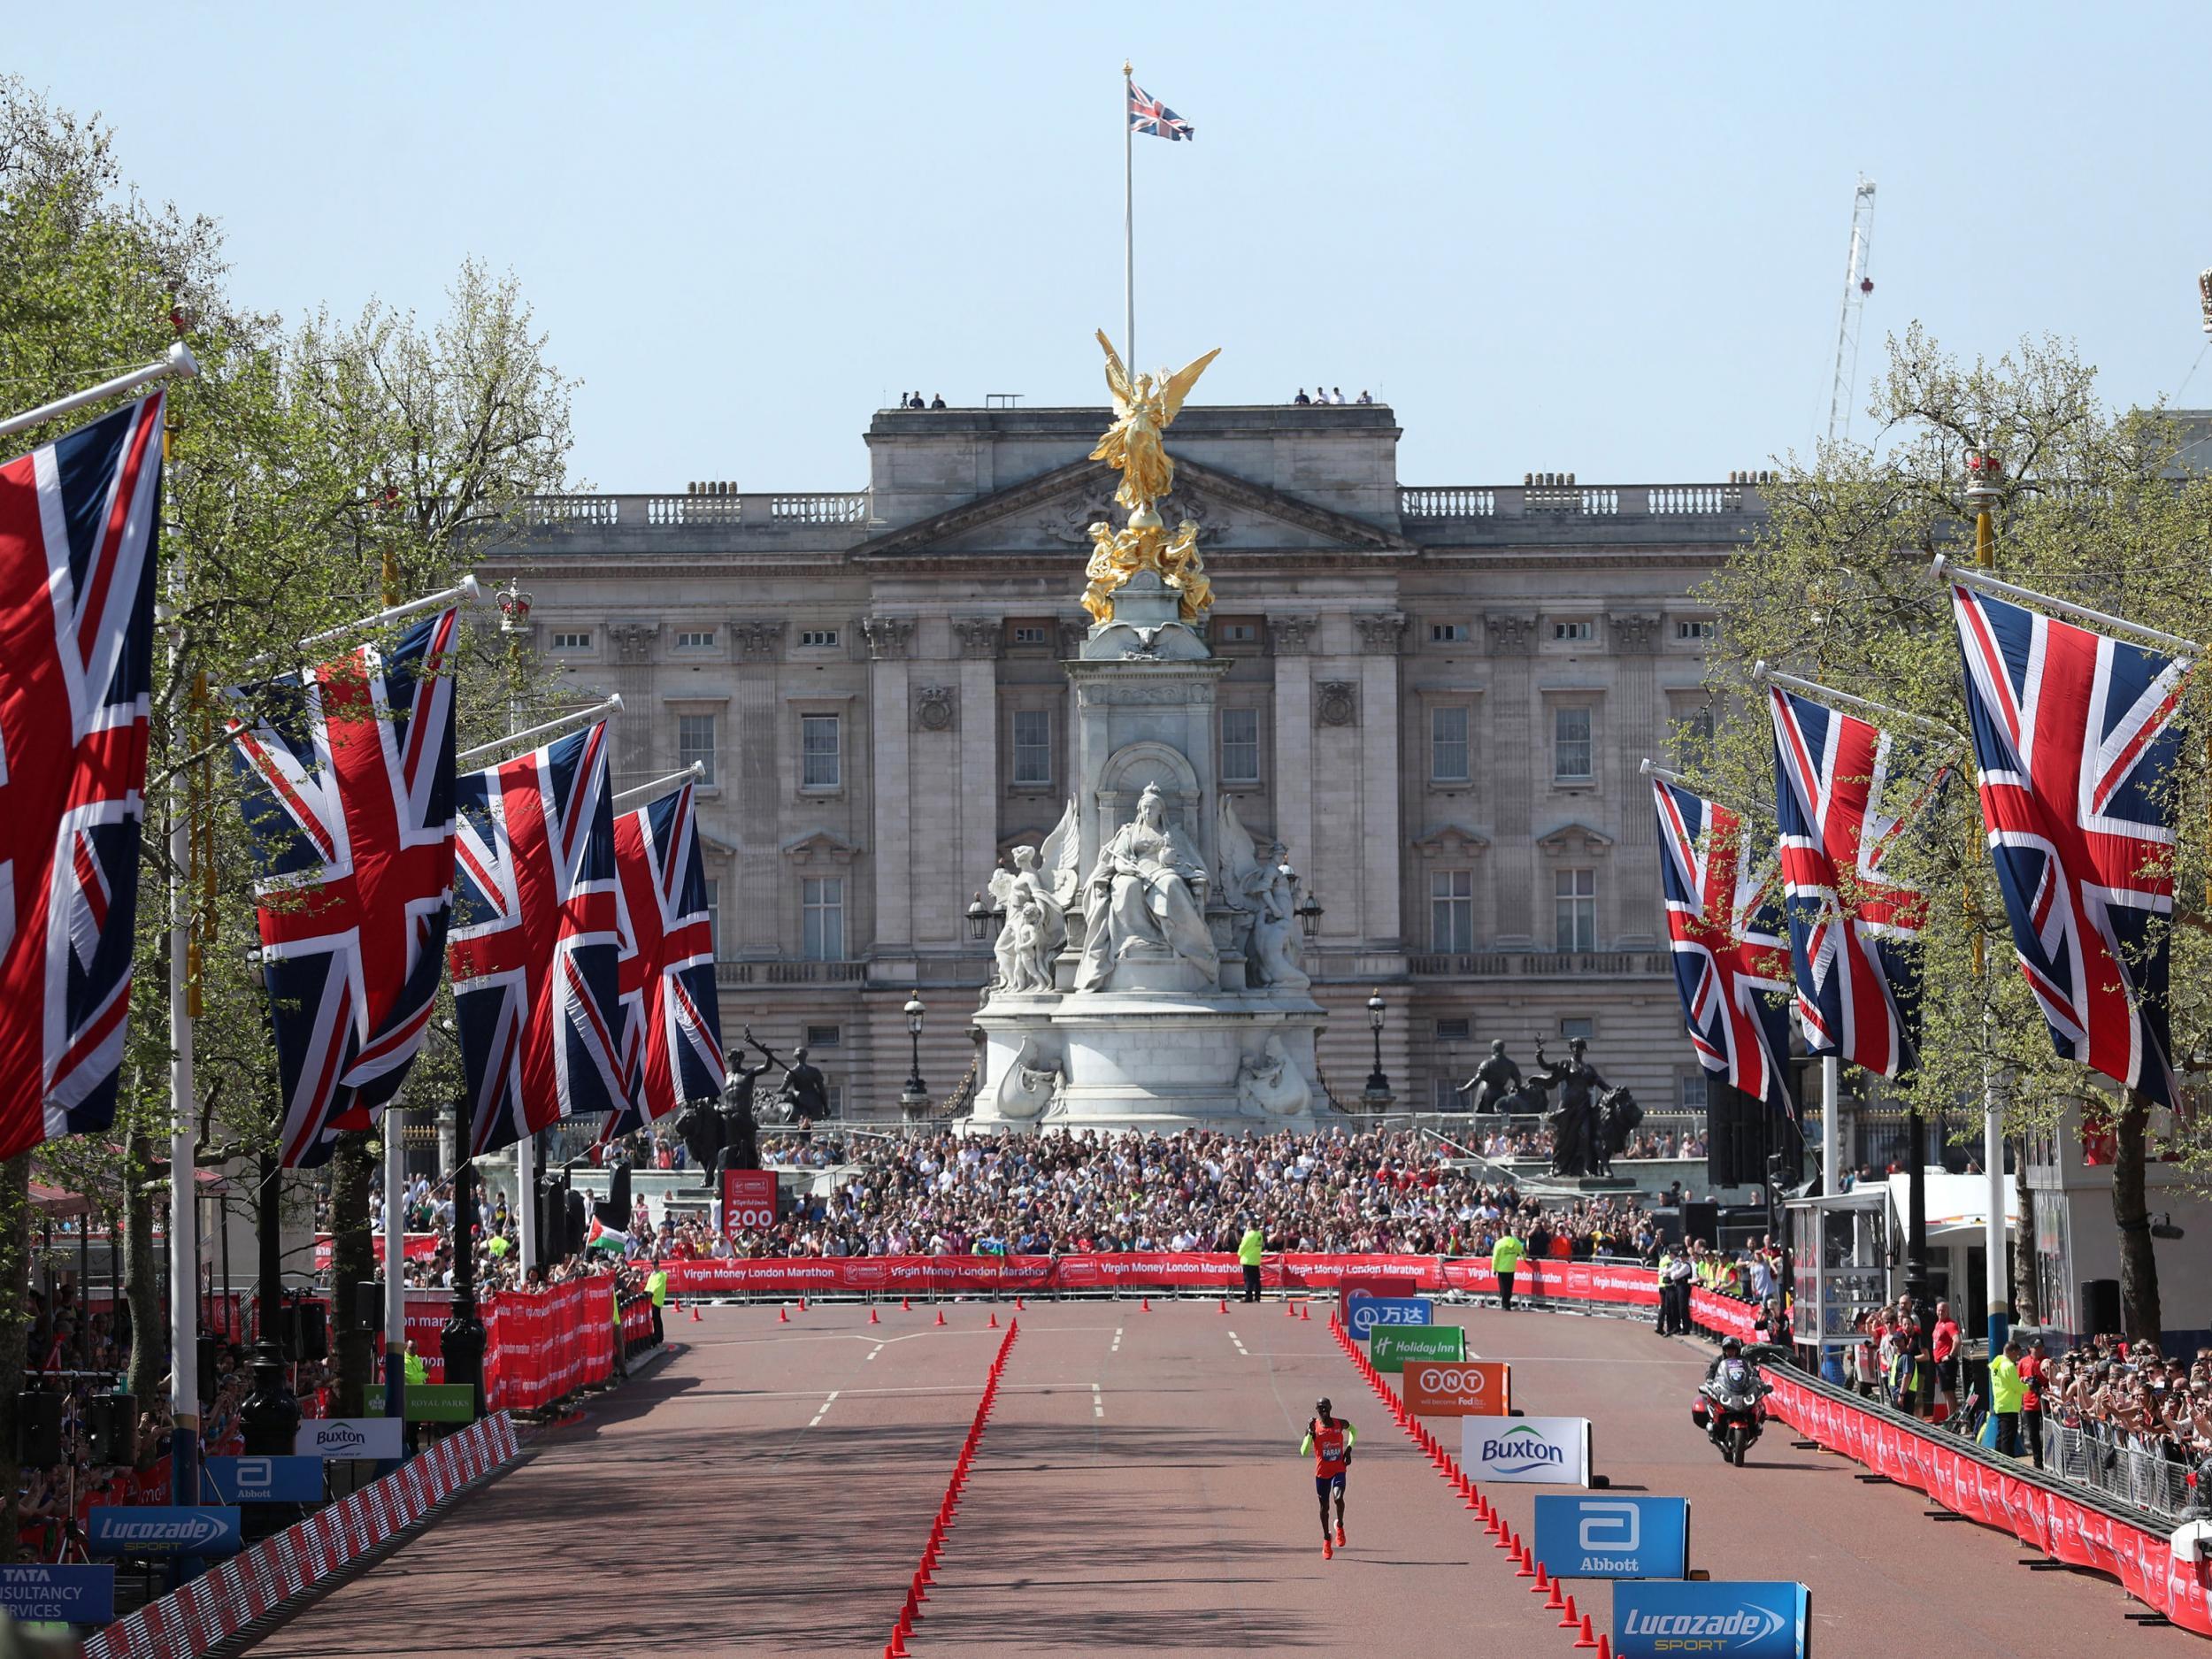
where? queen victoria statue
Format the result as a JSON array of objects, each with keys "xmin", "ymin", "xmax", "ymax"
[{"xmin": 1073, "ymin": 784, "xmax": 1218, "ymax": 991}]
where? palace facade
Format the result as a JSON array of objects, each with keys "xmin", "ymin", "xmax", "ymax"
[{"xmin": 485, "ymin": 402, "xmax": 1772, "ymax": 1122}]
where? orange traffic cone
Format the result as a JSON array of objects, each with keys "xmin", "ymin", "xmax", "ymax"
[
  {"xmin": 902, "ymin": 1296, "xmax": 912, "ymax": 1312},
  {"xmin": 869, "ymin": 1304, "xmax": 880, "ymax": 1325},
  {"xmin": 1595, "ymin": 1639, "xmax": 1614, "ymax": 1659},
  {"xmin": 798, "ymin": 1295, "xmax": 809, "ymax": 1312},
  {"xmin": 1544, "ymin": 1572, "xmax": 1568, "ymax": 1610},
  {"xmin": 988, "ymin": 1310, "xmax": 999, "ymax": 1329},
  {"xmin": 687, "ymin": 1302, "xmax": 703, "ymax": 1323},
  {"xmin": 1560, "ymin": 1593, "xmax": 1583, "ymax": 1630},
  {"xmin": 1141, "ymin": 1297, "xmax": 1151, "ymax": 1313},
  {"xmin": 1300, "ymin": 1302, "xmax": 1310, "ymax": 1321},
  {"xmin": 1574, "ymin": 1611, "xmax": 1600, "ymax": 1648},
  {"xmin": 778, "ymin": 1305, "xmax": 789, "ymax": 1324},
  {"xmin": 935, "ymin": 1307, "xmax": 948, "ymax": 1327},
  {"xmin": 1284, "ymin": 1298, "xmax": 1296, "ymax": 1317},
  {"xmin": 1016, "ymin": 1297, "xmax": 1025, "ymax": 1310},
  {"xmin": 1218, "ymin": 1298, "xmax": 1228, "ymax": 1314}
]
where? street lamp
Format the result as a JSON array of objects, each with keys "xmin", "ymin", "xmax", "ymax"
[
  {"xmin": 1363, "ymin": 988, "xmax": 1392, "ymax": 1106},
  {"xmin": 964, "ymin": 891, "xmax": 1002, "ymax": 944},
  {"xmin": 900, "ymin": 995, "xmax": 929, "ymax": 1119},
  {"xmin": 442, "ymin": 1113, "xmax": 487, "ymax": 1423},
  {"xmin": 1293, "ymin": 875, "xmax": 1324, "ymax": 941},
  {"xmin": 236, "ymin": 951, "xmax": 301, "ymax": 1537}
]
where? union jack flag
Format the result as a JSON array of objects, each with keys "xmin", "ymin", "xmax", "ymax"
[
  {"xmin": 1129, "ymin": 82, "xmax": 1194, "ymax": 142},
  {"xmin": 603, "ymin": 781, "xmax": 725, "ymax": 1141},
  {"xmin": 227, "ymin": 607, "xmax": 460, "ymax": 1168},
  {"xmin": 449, "ymin": 719, "xmax": 624, "ymax": 1156},
  {"xmin": 0, "ymin": 395, "xmax": 164, "ymax": 1159},
  {"xmin": 1654, "ymin": 775, "xmax": 1795, "ymax": 1109},
  {"xmin": 1769, "ymin": 687, "xmax": 1947, "ymax": 1077},
  {"xmin": 1950, "ymin": 582, "xmax": 2188, "ymax": 1105}
]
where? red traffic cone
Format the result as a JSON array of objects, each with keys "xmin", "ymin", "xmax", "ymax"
[
  {"xmin": 869, "ymin": 1304, "xmax": 880, "ymax": 1325},
  {"xmin": 935, "ymin": 1308, "xmax": 947, "ymax": 1327},
  {"xmin": 799, "ymin": 1296, "xmax": 808, "ymax": 1312},
  {"xmin": 778, "ymin": 1305, "xmax": 789, "ymax": 1324},
  {"xmin": 902, "ymin": 1296, "xmax": 912, "ymax": 1312},
  {"xmin": 1285, "ymin": 1298, "xmax": 1296, "ymax": 1317},
  {"xmin": 1141, "ymin": 1297, "xmax": 1150, "ymax": 1312},
  {"xmin": 1514, "ymin": 1540, "xmax": 1536, "ymax": 1578},
  {"xmin": 1016, "ymin": 1296, "xmax": 1025, "ymax": 1310},
  {"xmin": 1217, "ymin": 1298, "xmax": 1228, "ymax": 1314},
  {"xmin": 1300, "ymin": 1302, "xmax": 1310, "ymax": 1320},
  {"xmin": 688, "ymin": 1302, "xmax": 703, "ymax": 1323},
  {"xmin": 1544, "ymin": 1571, "xmax": 1567, "ymax": 1610},
  {"xmin": 1574, "ymin": 1611, "xmax": 1600, "ymax": 1649},
  {"xmin": 1559, "ymin": 1592, "xmax": 1583, "ymax": 1630},
  {"xmin": 988, "ymin": 1310, "xmax": 999, "ymax": 1329},
  {"xmin": 1595, "ymin": 1639, "xmax": 1613, "ymax": 1659}
]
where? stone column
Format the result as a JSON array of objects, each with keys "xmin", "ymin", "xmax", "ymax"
[
  {"xmin": 1609, "ymin": 613, "xmax": 1662, "ymax": 947},
  {"xmin": 605, "ymin": 623, "xmax": 660, "ymax": 791},
  {"xmin": 1355, "ymin": 612, "xmax": 1406, "ymax": 945},
  {"xmin": 864, "ymin": 616, "xmax": 915, "ymax": 949},
  {"xmin": 953, "ymin": 618, "xmax": 1002, "ymax": 944},
  {"xmin": 732, "ymin": 620, "xmax": 784, "ymax": 957},
  {"xmin": 1270, "ymin": 615, "xmax": 1317, "ymax": 932},
  {"xmin": 1485, "ymin": 612, "xmax": 1538, "ymax": 945}
]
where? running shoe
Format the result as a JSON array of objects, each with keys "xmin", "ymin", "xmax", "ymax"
[
  {"xmin": 1322, "ymin": 1538, "xmax": 1333, "ymax": 1560},
  {"xmin": 1335, "ymin": 1525, "xmax": 1347, "ymax": 1548}
]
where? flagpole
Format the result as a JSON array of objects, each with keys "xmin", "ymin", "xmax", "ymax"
[
  {"xmin": 1124, "ymin": 58, "xmax": 1135, "ymax": 371},
  {"xmin": 456, "ymin": 693, "xmax": 624, "ymax": 766},
  {"xmin": 1751, "ymin": 661, "xmax": 1966, "ymax": 743},
  {"xmin": 612, "ymin": 761, "xmax": 704, "ymax": 811},
  {"xmin": 0, "ymin": 342, "xmax": 197, "ymax": 442},
  {"xmin": 1931, "ymin": 554, "xmax": 2203, "ymax": 655},
  {"xmin": 497, "ymin": 580, "xmax": 541, "ymax": 1279}
]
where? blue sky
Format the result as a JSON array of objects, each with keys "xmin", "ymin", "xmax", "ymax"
[{"xmin": 30, "ymin": 3, "xmax": 2212, "ymax": 491}]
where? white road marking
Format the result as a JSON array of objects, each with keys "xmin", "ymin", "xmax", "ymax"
[
  {"xmin": 1093, "ymin": 1383, "xmax": 1104, "ymax": 1419},
  {"xmin": 1227, "ymin": 1330, "xmax": 1248, "ymax": 1356},
  {"xmin": 807, "ymin": 1389, "xmax": 840, "ymax": 1429},
  {"xmin": 1110, "ymin": 1326, "xmax": 1123, "ymax": 1353}
]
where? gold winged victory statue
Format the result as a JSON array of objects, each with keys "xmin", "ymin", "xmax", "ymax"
[{"xmin": 1080, "ymin": 331, "xmax": 1221, "ymax": 626}]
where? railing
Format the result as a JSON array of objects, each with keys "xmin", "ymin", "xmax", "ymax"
[
  {"xmin": 715, "ymin": 959, "xmax": 868, "ymax": 986},
  {"xmin": 2052, "ymin": 1422, "xmax": 2199, "ymax": 1523},
  {"xmin": 1408, "ymin": 950, "xmax": 1669, "ymax": 977},
  {"xmin": 516, "ymin": 491, "xmax": 874, "ymax": 533},
  {"xmin": 648, "ymin": 492, "xmax": 744, "ymax": 526},
  {"xmin": 770, "ymin": 492, "xmax": 870, "ymax": 525},
  {"xmin": 520, "ymin": 494, "xmax": 619, "ymax": 526},
  {"xmin": 1400, "ymin": 482, "xmax": 1755, "ymax": 520}
]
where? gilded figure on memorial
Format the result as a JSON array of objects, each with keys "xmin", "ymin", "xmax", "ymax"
[{"xmin": 1090, "ymin": 330, "xmax": 1219, "ymax": 511}]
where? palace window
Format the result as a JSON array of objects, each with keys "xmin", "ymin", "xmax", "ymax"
[
  {"xmin": 1679, "ymin": 1070, "xmax": 1709, "ymax": 1111},
  {"xmin": 550, "ymin": 630, "xmax": 591, "ymax": 650},
  {"xmin": 1220, "ymin": 708, "xmax": 1261, "ymax": 784},
  {"xmin": 1430, "ymin": 622, "xmax": 1470, "ymax": 643},
  {"xmin": 1677, "ymin": 618, "xmax": 1716, "ymax": 641},
  {"xmin": 1559, "ymin": 1016, "xmax": 1594, "ymax": 1041},
  {"xmin": 801, "ymin": 714, "xmax": 841, "ymax": 789},
  {"xmin": 1430, "ymin": 869, "xmax": 1474, "ymax": 953},
  {"xmin": 1554, "ymin": 619, "xmax": 1594, "ymax": 642},
  {"xmin": 1553, "ymin": 706, "xmax": 1594, "ymax": 781},
  {"xmin": 1555, "ymin": 867, "xmax": 1596, "ymax": 951},
  {"xmin": 1435, "ymin": 1018, "xmax": 1471, "ymax": 1043},
  {"xmin": 1431, "ymin": 705, "xmax": 1470, "ymax": 783},
  {"xmin": 677, "ymin": 713, "xmax": 717, "ymax": 786},
  {"xmin": 801, "ymin": 877, "xmax": 845, "ymax": 960},
  {"xmin": 804, "ymin": 1025, "xmax": 841, "ymax": 1049},
  {"xmin": 1010, "ymin": 625, "xmax": 1048, "ymax": 647},
  {"xmin": 798, "ymin": 628, "xmax": 840, "ymax": 649},
  {"xmin": 675, "ymin": 629, "xmax": 716, "ymax": 649},
  {"xmin": 1012, "ymin": 709, "xmax": 1053, "ymax": 787},
  {"xmin": 703, "ymin": 878, "xmax": 721, "ymax": 956}
]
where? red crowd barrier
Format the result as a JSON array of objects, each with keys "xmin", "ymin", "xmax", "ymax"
[
  {"xmin": 481, "ymin": 1279, "xmax": 621, "ymax": 1413},
  {"xmin": 1765, "ymin": 1371, "xmax": 2211, "ymax": 1638},
  {"xmin": 656, "ymin": 1252, "xmax": 1679, "ymax": 1306}
]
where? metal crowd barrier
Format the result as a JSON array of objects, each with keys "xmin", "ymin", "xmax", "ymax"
[{"xmin": 2051, "ymin": 1421, "xmax": 2197, "ymax": 1523}]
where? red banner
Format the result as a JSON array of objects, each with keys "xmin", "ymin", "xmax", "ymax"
[
  {"xmin": 314, "ymin": 1232, "xmax": 443, "ymax": 1271},
  {"xmin": 480, "ymin": 1277, "xmax": 618, "ymax": 1413},
  {"xmin": 1765, "ymin": 1371, "xmax": 2211, "ymax": 1637},
  {"xmin": 720, "ymin": 1170, "xmax": 778, "ymax": 1238}
]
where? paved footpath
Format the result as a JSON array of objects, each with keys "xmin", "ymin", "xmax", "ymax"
[{"xmin": 255, "ymin": 1298, "xmax": 2208, "ymax": 1658}]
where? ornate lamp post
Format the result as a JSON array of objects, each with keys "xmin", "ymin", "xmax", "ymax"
[
  {"xmin": 964, "ymin": 892, "xmax": 1002, "ymax": 944},
  {"xmin": 442, "ymin": 1112, "xmax": 486, "ymax": 1422},
  {"xmin": 900, "ymin": 995, "xmax": 929, "ymax": 1125},
  {"xmin": 1363, "ymin": 988, "xmax": 1393, "ymax": 1109},
  {"xmin": 238, "ymin": 954, "xmax": 301, "ymax": 1536},
  {"xmin": 1293, "ymin": 876, "xmax": 1324, "ymax": 941}
]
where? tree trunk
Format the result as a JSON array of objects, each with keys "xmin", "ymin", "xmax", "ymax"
[
  {"xmin": 330, "ymin": 1134, "xmax": 373, "ymax": 1417},
  {"xmin": 0, "ymin": 1155, "xmax": 31, "ymax": 1564},
  {"xmin": 2112, "ymin": 1090, "xmax": 2162, "ymax": 1350},
  {"xmin": 2010, "ymin": 1140, "xmax": 2039, "ymax": 1325},
  {"xmin": 123, "ymin": 1126, "xmax": 162, "ymax": 1414}
]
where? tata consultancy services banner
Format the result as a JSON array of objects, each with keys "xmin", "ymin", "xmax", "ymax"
[
  {"xmin": 1615, "ymin": 1580, "xmax": 1809, "ymax": 1658},
  {"xmin": 0, "ymin": 1563, "xmax": 114, "ymax": 1624},
  {"xmin": 1532, "ymin": 1494, "xmax": 1689, "ymax": 1578},
  {"xmin": 1460, "ymin": 1415, "xmax": 1591, "ymax": 1486}
]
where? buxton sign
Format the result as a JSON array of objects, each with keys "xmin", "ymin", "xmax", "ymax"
[
  {"xmin": 1459, "ymin": 1415, "xmax": 1592, "ymax": 1486},
  {"xmin": 1369, "ymin": 1325, "xmax": 1465, "ymax": 1373},
  {"xmin": 1403, "ymin": 1358, "xmax": 1511, "ymax": 1415},
  {"xmin": 298, "ymin": 1417, "xmax": 405, "ymax": 1461}
]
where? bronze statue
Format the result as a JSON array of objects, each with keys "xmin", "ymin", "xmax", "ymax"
[
  {"xmin": 1453, "ymin": 1040, "xmax": 1525, "ymax": 1114},
  {"xmin": 751, "ymin": 1031, "xmax": 831, "ymax": 1122},
  {"xmin": 1532, "ymin": 1037, "xmax": 1609, "ymax": 1179},
  {"xmin": 718, "ymin": 1032, "xmax": 774, "ymax": 1173},
  {"xmin": 673, "ymin": 1099, "xmax": 725, "ymax": 1180}
]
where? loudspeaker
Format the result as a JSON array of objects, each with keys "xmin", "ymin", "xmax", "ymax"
[
  {"xmin": 16, "ymin": 1392, "xmax": 62, "ymax": 1468},
  {"xmin": 84, "ymin": 1393, "xmax": 135, "ymax": 1463},
  {"xmin": 2080, "ymin": 1278, "xmax": 2122, "ymax": 1339},
  {"xmin": 353, "ymin": 1282, "xmax": 382, "ymax": 1333},
  {"xmin": 1705, "ymin": 1079, "xmax": 1798, "ymax": 1188},
  {"xmin": 564, "ymin": 1190, "xmax": 588, "ymax": 1258},
  {"xmin": 1682, "ymin": 1201, "xmax": 1720, "ymax": 1248},
  {"xmin": 606, "ymin": 1158, "xmax": 632, "ymax": 1225},
  {"xmin": 293, "ymin": 1300, "xmax": 328, "ymax": 1361},
  {"xmin": 196, "ymin": 1335, "xmax": 220, "ymax": 1400}
]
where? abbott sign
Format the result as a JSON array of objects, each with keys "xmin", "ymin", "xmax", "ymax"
[
  {"xmin": 1404, "ymin": 1359, "xmax": 1510, "ymax": 1416},
  {"xmin": 1614, "ymin": 1580, "xmax": 1809, "ymax": 1658},
  {"xmin": 1459, "ymin": 1415, "xmax": 1591, "ymax": 1486},
  {"xmin": 1532, "ymin": 1494, "xmax": 1689, "ymax": 1578}
]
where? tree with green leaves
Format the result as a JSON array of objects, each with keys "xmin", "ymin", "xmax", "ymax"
[{"xmin": 1694, "ymin": 324, "xmax": 2212, "ymax": 1348}]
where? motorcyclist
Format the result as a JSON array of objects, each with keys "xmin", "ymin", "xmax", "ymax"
[{"xmin": 1702, "ymin": 1337, "xmax": 1771, "ymax": 1397}]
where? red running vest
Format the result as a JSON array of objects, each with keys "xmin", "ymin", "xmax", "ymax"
[{"xmin": 1310, "ymin": 1417, "xmax": 1349, "ymax": 1476}]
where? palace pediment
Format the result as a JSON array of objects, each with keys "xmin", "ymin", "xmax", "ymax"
[{"xmin": 851, "ymin": 456, "xmax": 1414, "ymax": 561}]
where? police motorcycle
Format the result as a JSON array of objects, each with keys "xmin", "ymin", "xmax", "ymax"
[{"xmin": 1690, "ymin": 1337, "xmax": 1773, "ymax": 1466}]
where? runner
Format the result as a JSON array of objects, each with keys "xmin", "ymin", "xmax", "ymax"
[{"xmin": 1300, "ymin": 1395, "xmax": 1356, "ymax": 1557}]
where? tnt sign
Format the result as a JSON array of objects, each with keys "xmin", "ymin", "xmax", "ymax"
[
  {"xmin": 721, "ymin": 1169, "xmax": 779, "ymax": 1238},
  {"xmin": 1404, "ymin": 1359, "xmax": 1511, "ymax": 1416}
]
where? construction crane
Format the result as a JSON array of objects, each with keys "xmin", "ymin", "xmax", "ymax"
[{"xmin": 1825, "ymin": 177, "xmax": 1878, "ymax": 446}]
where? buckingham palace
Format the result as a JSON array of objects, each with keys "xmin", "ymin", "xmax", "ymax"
[{"xmin": 482, "ymin": 400, "xmax": 1773, "ymax": 1122}]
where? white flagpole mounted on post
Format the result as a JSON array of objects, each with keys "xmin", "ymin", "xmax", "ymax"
[
  {"xmin": 1124, "ymin": 59, "xmax": 1135, "ymax": 372},
  {"xmin": 0, "ymin": 342, "xmax": 197, "ymax": 442}
]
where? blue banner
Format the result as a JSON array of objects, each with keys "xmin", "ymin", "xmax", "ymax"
[
  {"xmin": 1343, "ymin": 1294, "xmax": 1433, "ymax": 1339},
  {"xmin": 1615, "ymin": 1581, "xmax": 1809, "ymax": 1659},
  {"xmin": 87, "ymin": 1506, "xmax": 242, "ymax": 1558},
  {"xmin": 203, "ymin": 1455, "xmax": 326, "ymax": 1504},
  {"xmin": 0, "ymin": 1563, "xmax": 115, "ymax": 1625},
  {"xmin": 1533, "ymin": 1494, "xmax": 1689, "ymax": 1578}
]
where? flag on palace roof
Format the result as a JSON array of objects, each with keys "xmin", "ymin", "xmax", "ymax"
[
  {"xmin": 227, "ymin": 605, "xmax": 461, "ymax": 1168},
  {"xmin": 1129, "ymin": 83, "xmax": 1194, "ymax": 141},
  {"xmin": 0, "ymin": 394, "xmax": 165, "ymax": 1160},
  {"xmin": 1768, "ymin": 686, "xmax": 1947, "ymax": 1078},
  {"xmin": 1949, "ymin": 580, "xmax": 2188, "ymax": 1106}
]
